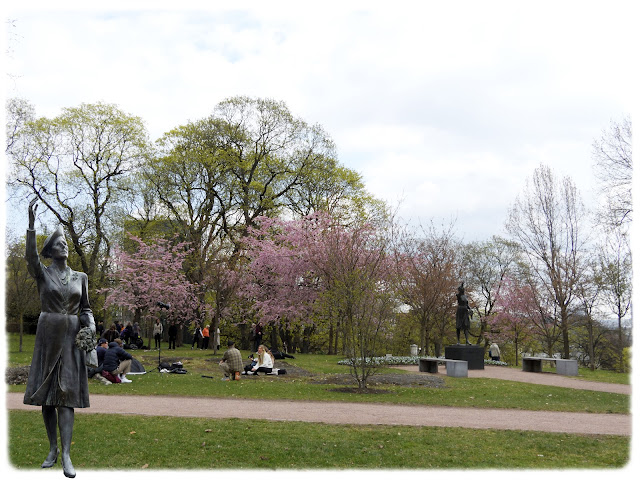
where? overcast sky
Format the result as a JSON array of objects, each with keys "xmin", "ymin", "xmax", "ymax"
[{"xmin": 2, "ymin": 1, "xmax": 636, "ymax": 242}]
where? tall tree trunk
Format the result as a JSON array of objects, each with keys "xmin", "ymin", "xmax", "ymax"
[
  {"xmin": 328, "ymin": 320, "xmax": 334, "ymax": 355},
  {"xmin": 588, "ymin": 320, "xmax": 595, "ymax": 371},
  {"xmin": 19, "ymin": 312, "xmax": 24, "ymax": 353}
]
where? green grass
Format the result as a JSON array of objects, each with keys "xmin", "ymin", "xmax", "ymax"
[
  {"xmin": 5, "ymin": 334, "xmax": 632, "ymax": 471},
  {"xmin": 7, "ymin": 411, "xmax": 629, "ymax": 470},
  {"xmin": 5, "ymin": 334, "xmax": 630, "ymax": 414}
]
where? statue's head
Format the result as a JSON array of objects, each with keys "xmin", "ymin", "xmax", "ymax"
[
  {"xmin": 41, "ymin": 226, "xmax": 67, "ymax": 259},
  {"xmin": 458, "ymin": 282, "xmax": 465, "ymax": 293}
]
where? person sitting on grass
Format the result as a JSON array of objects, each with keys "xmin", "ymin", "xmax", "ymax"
[
  {"xmin": 243, "ymin": 353, "xmax": 257, "ymax": 374},
  {"xmin": 219, "ymin": 340, "xmax": 243, "ymax": 381},
  {"xmin": 103, "ymin": 338, "xmax": 133, "ymax": 383},
  {"xmin": 243, "ymin": 344, "xmax": 274, "ymax": 375},
  {"xmin": 88, "ymin": 338, "xmax": 112, "ymax": 385}
]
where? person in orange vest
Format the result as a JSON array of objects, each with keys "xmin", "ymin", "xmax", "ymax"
[{"xmin": 202, "ymin": 325, "xmax": 210, "ymax": 350}]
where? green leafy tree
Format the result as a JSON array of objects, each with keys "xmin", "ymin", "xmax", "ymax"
[
  {"xmin": 4, "ymin": 235, "xmax": 40, "ymax": 351},
  {"xmin": 6, "ymin": 101, "xmax": 151, "ymax": 311},
  {"xmin": 142, "ymin": 96, "xmax": 371, "ymax": 343}
]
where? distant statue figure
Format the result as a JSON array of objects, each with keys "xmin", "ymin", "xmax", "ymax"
[
  {"xmin": 456, "ymin": 283, "xmax": 473, "ymax": 345},
  {"xmin": 23, "ymin": 200, "xmax": 95, "ymax": 478}
]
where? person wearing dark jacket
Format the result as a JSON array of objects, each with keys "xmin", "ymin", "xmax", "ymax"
[
  {"xmin": 89, "ymin": 339, "xmax": 112, "ymax": 385},
  {"xmin": 103, "ymin": 324, "xmax": 118, "ymax": 343},
  {"xmin": 103, "ymin": 338, "xmax": 133, "ymax": 383},
  {"xmin": 168, "ymin": 321, "xmax": 178, "ymax": 350}
]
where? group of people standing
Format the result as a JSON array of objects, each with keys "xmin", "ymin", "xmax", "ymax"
[
  {"xmin": 99, "ymin": 319, "xmax": 223, "ymax": 351},
  {"xmin": 98, "ymin": 320, "xmax": 142, "ymax": 347},
  {"xmin": 190, "ymin": 322, "xmax": 221, "ymax": 350}
]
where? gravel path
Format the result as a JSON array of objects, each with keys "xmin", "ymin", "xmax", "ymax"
[
  {"xmin": 5, "ymin": 393, "xmax": 630, "ymax": 436},
  {"xmin": 6, "ymin": 366, "xmax": 630, "ymax": 436},
  {"xmin": 393, "ymin": 365, "xmax": 632, "ymax": 394}
]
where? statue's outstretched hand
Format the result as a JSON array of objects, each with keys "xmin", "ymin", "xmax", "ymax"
[{"xmin": 28, "ymin": 198, "xmax": 38, "ymax": 229}]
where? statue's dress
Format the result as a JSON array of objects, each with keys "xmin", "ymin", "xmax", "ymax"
[
  {"xmin": 23, "ymin": 229, "xmax": 94, "ymax": 408},
  {"xmin": 455, "ymin": 292, "xmax": 471, "ymax": 330}
]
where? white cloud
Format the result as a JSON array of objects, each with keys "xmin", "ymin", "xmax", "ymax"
[{"xmin": 3, "ymin": 1, "xmax": 635, "ymax": 240}]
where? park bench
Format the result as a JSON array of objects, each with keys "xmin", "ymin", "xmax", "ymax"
[
  {"xmin": 522, "ymin": 357, "xmax": 578, "ymax": 376},
  {"xmin": 419, "ymin": 357, "xmax": 468, "ymax": 378}
]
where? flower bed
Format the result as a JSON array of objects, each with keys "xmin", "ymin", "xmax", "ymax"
[{"xmin": 338, "ymin": 355, "xmax": 508, "ymax": 367}]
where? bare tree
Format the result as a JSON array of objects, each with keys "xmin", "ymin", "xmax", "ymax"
[
  {"xmin": 463, "ymin": 236, "xmax": 520, "ymax": 349},
  {"xmin": 392, "ymin": 220, "xmax": 459, "ymax": 357},
  {"xmin": 575, "ymin": 257, "xmax": 602, "ymax": 371},
  {"xmin": 315, "ymin": 218, "xmax": 396, "ymax": 389},
  {"xmin": 506, "ymin": 164, "xmax": 586, "ymax": 359},
  {"xmin": 596, "ymin": 225, "xmax": 632, "ymax": 372},
  {"xmin": 592, "ymin": 115, "xmax": 632, "ymax": 229}
]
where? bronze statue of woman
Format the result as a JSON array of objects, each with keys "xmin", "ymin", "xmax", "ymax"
[
  {"xmin": 23, "ymin": 200, "xmax": 95, "ymax": 478},
  {"xmin": 455, "ymin": 282, "xmax": 472, "ymax": 344}
]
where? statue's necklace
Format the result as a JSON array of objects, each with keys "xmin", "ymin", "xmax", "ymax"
[{"xmin": 57, "ymin": 266, "xmax": 70, "ymax": 285}]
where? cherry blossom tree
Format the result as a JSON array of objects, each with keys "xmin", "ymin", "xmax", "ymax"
[
  {"xmin": 103, "ymin": 235, "xmax": 203, "ymax": 346},
  {"xmin": 242, "ymin": 212, "xmax": 396, "ymax": 387},
  {"xmin": 241, "ymin": 214, "xmax": 326, "ymax": 351}
]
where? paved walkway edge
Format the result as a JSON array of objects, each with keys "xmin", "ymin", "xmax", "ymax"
[{"xmin": 6, "ymin": 393, "xmax": 630, "ymax": 436}]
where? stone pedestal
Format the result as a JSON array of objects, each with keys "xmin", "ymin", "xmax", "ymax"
[
  {"xmin": 445, "ymin": 344, "xmax": 484, "ymax": 369},
  {"xmin": 555, "ymin": 359, "xmax": 578, "ymax": 376},
  {"xmin": 444, "ymin": 360, "xmax": 468, "ymax": 377}
]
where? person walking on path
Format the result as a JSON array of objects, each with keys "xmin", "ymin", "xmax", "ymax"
[{"xmin": 489, "ymin": 343, "xmax": 501, "ymax": 361}]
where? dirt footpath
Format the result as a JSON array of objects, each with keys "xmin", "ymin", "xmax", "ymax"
[
  {"xmin": 394, "ymin": 365, "xmax": 632, "ymax": 394},
  {"xmin": 7, "ymin": 364, "xmax": 631, "ymax": 436},
  {"xmin": 6, "ymin": 384, "xmax": 631, "ymax": 437}
]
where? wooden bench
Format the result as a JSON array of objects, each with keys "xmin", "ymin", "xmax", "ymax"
[
  {"xmin": 522, "ymin": 357, "xmax": 578, "ymax": 376},
  {"xmin": 419, "ymin": 357, "xmax": 468, "ymax": 377}
]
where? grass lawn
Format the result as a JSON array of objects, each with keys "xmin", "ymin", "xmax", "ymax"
[
  {"xmin": 7, "ymin": 411, "xmax": 629, "ymax": 470},
  {"xmin": 5, "ymin": 333, "xmax": 631, "ymax": 471},
  {"xmin": 5, "ymin": 334, "xmax": 630, "ymax": 414}
]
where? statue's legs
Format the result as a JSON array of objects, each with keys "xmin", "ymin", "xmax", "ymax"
[
  {"xmin": 58, "ymin": 406, "xmax": 76, "ymax": 478},
  {"xmin": 456, "ymin": 329, "xmax": 461, "ymax": 344},
  {"xmin": 41, "ymin": 406, "xmax": 59, "ymax": 468}
]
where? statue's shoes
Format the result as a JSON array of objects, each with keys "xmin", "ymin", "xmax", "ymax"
[
  {"xmin": 41, "ymin": 448, "xmax": 59, "ymax": 468},
  {"xmin": 62, "ymin": 455, "xmax": 76, "ymax": 478}
]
